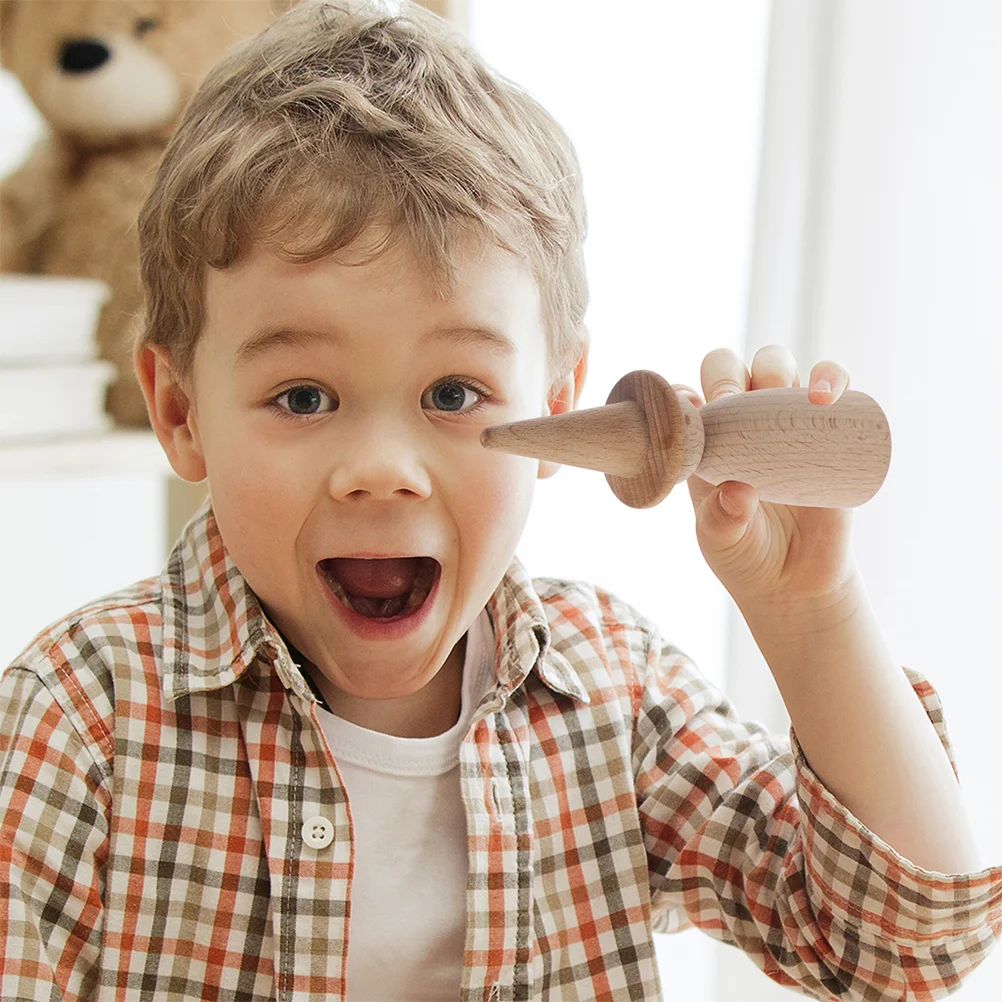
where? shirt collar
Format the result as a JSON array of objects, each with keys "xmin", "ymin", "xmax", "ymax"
[
  {"xmin": 159, "ymin": 500, "xmax": 589, "ymax": 706},
  {"xmin": 484, "ymin": 556, "xmax": 591, "ymax": 704},
  {"xmin": 159, "ymin": 499, "xmax": 292, "ymax": 702}
]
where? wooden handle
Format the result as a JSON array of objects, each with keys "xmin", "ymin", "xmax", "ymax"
[
  {"xmin": 480, "ymin": 369, "xmax": 892, "ymax": 509},
  {"xmin": 695, "ymin": 387, "xmax": 891, "ymax": 507}
]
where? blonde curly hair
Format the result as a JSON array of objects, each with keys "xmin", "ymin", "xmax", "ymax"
[{"xmin": 138, "ymin": 0, "xmax": 588, "ymax": 383}]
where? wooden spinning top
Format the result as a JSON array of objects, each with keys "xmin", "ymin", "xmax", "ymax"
[{"xmin": 480, "ymin": 370, "xmax": 892, "ymax": 509}]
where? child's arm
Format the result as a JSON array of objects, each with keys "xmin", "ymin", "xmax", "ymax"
[
  {"xmin": 741, "ymin": 575, "xmax": 980, "ymax": 873},
  {"xmin": 635, "ymin": 635, "xmax": 1000, "ymax": 1000},
  {"xmin": 679, "ymin": 345, "xmax": 980, "ymax": 874}
]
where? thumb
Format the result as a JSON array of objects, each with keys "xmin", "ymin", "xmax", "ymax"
[{"xmin": 696, "ymin": 481, "xmax": 758, "ymax": 554}]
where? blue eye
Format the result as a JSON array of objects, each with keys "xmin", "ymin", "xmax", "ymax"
[
  {"xmin": 423, "ymin": 380, "xmax": 484, "ymax": 413},
  {"xmin": 275, "ymin": 385, "xmax": 337, "ymax": 416}
]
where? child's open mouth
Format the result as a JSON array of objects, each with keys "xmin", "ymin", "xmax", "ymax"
[{"xmin": 318, "ymin": 556, "xmax": 439, "ymax": 620}]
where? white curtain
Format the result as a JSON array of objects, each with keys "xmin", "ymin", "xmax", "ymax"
[{"xmin": 743, "ymin": 4, "xmax": 1002, "ymax": 997}]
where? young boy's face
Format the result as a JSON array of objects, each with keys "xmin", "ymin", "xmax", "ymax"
[{"xmin": 149, "ymin": 232, "xmax": 579, "ymax": 716}]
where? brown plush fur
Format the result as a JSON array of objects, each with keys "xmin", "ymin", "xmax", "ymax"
[{"xmin": 0, "ymin": 0, "xmax": 288, "ymax": 426}]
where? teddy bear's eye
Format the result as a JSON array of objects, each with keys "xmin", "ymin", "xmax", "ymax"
[{"xmin": 134, "ymin": 17, "xmax": 160, "ymax": 37}]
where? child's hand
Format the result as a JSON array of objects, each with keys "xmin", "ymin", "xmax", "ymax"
[{"xmin": 674, "ymin": 345, "xmax": 860, "ymax": 616}]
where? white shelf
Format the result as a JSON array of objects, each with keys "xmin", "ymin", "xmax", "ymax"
[{"xmin": 0, "ymin": 430, "xmax": 175, "ymax": 477}]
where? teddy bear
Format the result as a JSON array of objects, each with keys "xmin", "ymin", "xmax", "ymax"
[{"xmin": 0, "ymin": 0, "xmax": 289, "ymax": 427}]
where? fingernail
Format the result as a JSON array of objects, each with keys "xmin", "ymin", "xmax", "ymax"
[
  {"xmin": 718, "ymin": 486, "xmax": 741, "ymax": 517},
  {"xmin": 810, "ymin": 378, "xmax": 832, "ymax": 393}
]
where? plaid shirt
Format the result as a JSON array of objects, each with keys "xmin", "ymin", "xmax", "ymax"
[{"xmin": 2, "ymin": 503, "xmax": 1000, "ymax": 1002}]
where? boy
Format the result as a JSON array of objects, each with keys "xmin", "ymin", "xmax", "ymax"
[{"xmin": 1, "ymin": 1, "xmax": 999, "ymax": 1000}]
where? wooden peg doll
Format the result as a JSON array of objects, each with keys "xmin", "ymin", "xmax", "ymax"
[{"xmin": 480, "ymin": 370, "xmax": 891, "ymax": 509}]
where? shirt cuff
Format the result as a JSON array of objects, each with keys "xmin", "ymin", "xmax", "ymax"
[{"xmin": 791, "ymin": 667, "xmax": 1002, "ymax": 948}]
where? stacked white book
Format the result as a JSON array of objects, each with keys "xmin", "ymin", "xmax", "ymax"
[{"xmin": 0, "ymin": 275, "xmax": 116, "ymax": 444}]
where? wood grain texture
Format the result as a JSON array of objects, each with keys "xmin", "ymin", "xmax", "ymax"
[
  {"xmin": 695, "ymin": 387, "xmax": 891, "ymax": 507},
  {"xmin": 479, "ymin": 401, "xmax": 648, "ymax": 476},
  {"xmin": 604, "ymin": 370, "xmax": 698, "ymax": 508}
]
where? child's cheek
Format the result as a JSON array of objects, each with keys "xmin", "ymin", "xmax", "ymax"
[
  {"xmin": 200, "ymin": 425, "xmax": 310, "ymax": 549},
  {"xmin": 467, "ymin": 450, "xmax": 538, "ymax": 552}
]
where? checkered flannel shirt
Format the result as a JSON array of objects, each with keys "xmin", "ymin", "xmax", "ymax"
[{"xmin": 2, "ymin": 502, "xmax": 1000, "ymax": 1001}]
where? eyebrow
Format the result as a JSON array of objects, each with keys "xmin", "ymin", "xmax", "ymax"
[
  {"xmin": 234, "ymin": 326, "xmax": 330, "ymax": 367},
  {"xmin": 429, "ymin": 325, "xmax": 517, "ymax": 356},
  {"xmin": 233, "ymin": 323, "xmax": 517, "ymax": 366}
]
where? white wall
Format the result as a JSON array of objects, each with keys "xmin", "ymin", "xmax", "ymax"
[
  {"xmin": 469, "ymin": 0, "xmax": 770, "ymax": 686},
  {"xmin": 0, "ymin": 473, "xmax": 167, "ymax": 664}
]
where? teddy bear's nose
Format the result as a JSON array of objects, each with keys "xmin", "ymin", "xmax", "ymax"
[{"xmin": 59, "ymin": 39, "xmax": 111, "ymax": 74}]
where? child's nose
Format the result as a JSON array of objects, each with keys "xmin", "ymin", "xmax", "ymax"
[{"xmin": 326, "ymin": 426, "xmax": 433, "ymax": 502}]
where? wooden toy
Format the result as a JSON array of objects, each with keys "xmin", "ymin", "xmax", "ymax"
[{"xmin": 480, "ymin": 370, "xmax": 891, "ymax": 509}]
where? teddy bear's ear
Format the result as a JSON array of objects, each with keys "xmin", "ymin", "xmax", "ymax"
[{"xmin": 0, "ymin": 1, "xmax": 18, "ymax": 71}]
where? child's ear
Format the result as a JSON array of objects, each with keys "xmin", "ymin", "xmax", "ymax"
[
  {"xmin": 538, "ymin": 333, "xmax": 589, "ymax": 479},
  {"xmin": 133, "ymin": 341, "xmax": 207, "ymax": 483}
]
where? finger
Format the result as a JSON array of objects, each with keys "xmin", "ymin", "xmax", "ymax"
[
  {"xmin": 672, "ymin": 383, "xmax": 704, "ymax": 409},
  {"xmin": 807, "ymin": 360, "xmax": 851, "ymax": 404},
  {"xmin": 700, "ymin": 348, "xmax": 750, "ymax": 402},
  {"xmin": 750, "ymin": 344, "xmax": 800, "ymax": 390},
  {"xmin": 695, "ymin": 480, "xmax": 758, "ymax": 552}
]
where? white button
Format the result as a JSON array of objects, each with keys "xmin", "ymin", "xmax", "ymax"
[{"xmin": 301, "ymin": 815, "xmax": 334, "ymax": 849}]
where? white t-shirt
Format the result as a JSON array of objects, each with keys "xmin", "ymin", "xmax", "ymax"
[{"xmin": 314, "ymin": 610, "xmax": 496, "ymax": 1002}]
